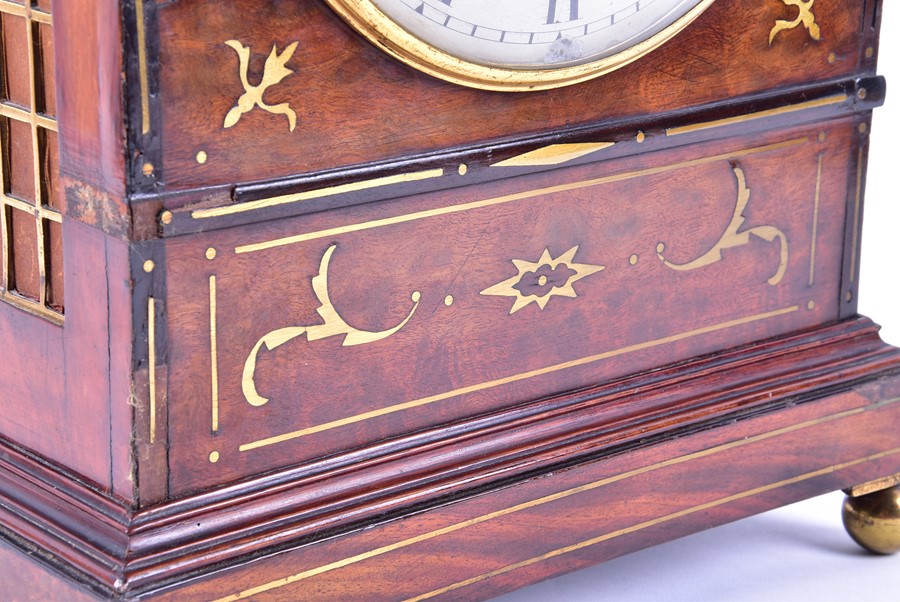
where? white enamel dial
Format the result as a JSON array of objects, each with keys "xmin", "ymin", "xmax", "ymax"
[
  {"xmin": 373, "ymin": 0, "xmax": 706, "ymax": 69},
  {"xmin": 324, "ymin": 0, "xmax": 716, "ymax": 90}
]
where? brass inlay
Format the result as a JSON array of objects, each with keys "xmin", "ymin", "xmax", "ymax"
[
  {"xmin": 847, "ymin": 473, "xmax": 900, "ymax": 498},
  {"xmin": 210, "ymin": 276, "xmax": 220, "ymax": 433},
  {"xmin": 239, "ymin": 306, "xmax": 798, "ymax": 452},
  {"xmin": 443, "ymin": 295, "xmax": 454, "ymax": 307},
  {"xmin": 321, "ymin": 0, "xmax": 717, "ymax": 92},
  {"xmin": 408, "ymin": 448, "xmax": 900, "ymax": 602},
  {"xmin": 196, "ymin": 151, "xmax": 208, "ymax": 165},
  {"xmin": 206, "ymin": 247, "xmax": 217, "ymax": 261},
  {"xmin": 235, "ymin": 139, "xmax": 808, "ymax": 255},
  {"xmin": 241, "ymin": 245, "xmax": 420, "ymax": 408},
  {"xmin": 148, "ymin": 297, "xmax": 157, "ymax": 444},
  {"xmin": 143, "ymin": 260, "xmax": 155, "ymax": 273},
  {"xmin": 209, "ymin": 451, "xmax": 220, "ymax": 464},
  {"xmin": 192, "ymin": 168, "xmax": 445, "ymax": 220},
  {"xmin": 224, "ymin": 40, "xmax": 299, "ymax": 132},
  {"xmin": 135, "ymin": 0, "xmax": 151, "ymax": 134},
  {"xmin": 809, "ymin": 153, "xmax": 824, "ymax": 286},
  {"xmin": 658, "ymin": 166, "xmax": 788, "ymax": 285},
  {"xmin": 481, "ymin": 246, "xmax": 605, "ymax": 315},
  {"xmin": 142, "ymin": 162, "xmax": 154, "ymax": 177},
  {"xmin": 160, "ymin": 211, "xmax": 173, "ymax": 225},
  {"xmin": 769, "ymin": 0, "xmax": 821, "ymax": 45},
  {"xmin": 850, "ymin": 147, "xmax": 863, "ymax": 284},
  {"xmin": 666, "ymin": 95, "xmax": 846, "ymax": 137},
  {"xmin": 458, "ymin": 164, "xmax": 468, "ymax": 176},
  {"xmin": 213, "ymin": 401, "xmax": 900, "ymax": 602},
  {"xmin": 492, "ymin": 143, "xmax": 615, "ymax": 168}
]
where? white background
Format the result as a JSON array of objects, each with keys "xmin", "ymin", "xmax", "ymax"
[{"xmin": 498, "ymin": 3, "xmax": 900, "ymax": 600}]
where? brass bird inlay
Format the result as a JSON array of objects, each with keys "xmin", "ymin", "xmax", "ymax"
[
  {"xmin": 481, "ymin": 246, "xmax": 605, "ymax": 315},
  {"xmin": 769, "ymin": 0, "xmax": 821, "ymax": 45},
  {"xmin": 224, "ymin": 40, "xmax": 299, "ymax": 132}
]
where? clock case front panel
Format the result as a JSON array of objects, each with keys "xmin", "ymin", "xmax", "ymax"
[{"xmin": 0, "ymin": 0, "xmax": 896, "ymax": 600}]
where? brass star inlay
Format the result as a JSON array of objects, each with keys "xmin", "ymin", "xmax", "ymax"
[{"xmin": 481, "ymin": 246, "xmax": 605, "ymax": 315}]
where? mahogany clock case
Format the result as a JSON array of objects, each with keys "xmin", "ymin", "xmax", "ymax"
[{"xmin": 0, "ymin": 0, "xmax": 898, "ymax": 600}]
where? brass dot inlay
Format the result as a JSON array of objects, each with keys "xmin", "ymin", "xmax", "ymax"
[
  {"xmin": 858, "ymin": 88, "xmax": 868, "ymax": 100},
  {"xmin": 630, "ymin": 254, "xmax": 639, "ymax": 266},
  {"xmin": 196, "ymin": 151, "xmax": 208, "ymax": 164},
  {"xmin": 209, "ymin": 451, "xmax": 220, "ymax": 463},
  {"xmin": 846, "ymin": 291, "xmax": 854, "ymax": 303},
  {"xmin": 412, "ymin": 291, "xmax": 422, "ymax": 303},
  {"xmin": 807, "ymin": 300, "xmax": 816, "ymax": 311},
  {"xmin": 828, "ymin": 52, "xmax": 837, "ymax": 64},
  {"xmin": 866, "ymin": 46, "xmax": 874, "ymax": 59},
  {"xmin": 859, "ymin": 123, "xmax": 868, "ymax": 134},
  {"xmin": 444, "ymin": 295, "xmax": 454, "ymax": 307},
  {"xmin": 142, "ymin": 162, "xmax": 155, "ymax": 177},
  {"xmin": 636, "ymin": 131, "xmax": 646, "ymax": 143},
  {"xmin": 458, "ymin": 164, "xmax": 468, "ymax": 176},
  {"xmin": 206, "ymin": 247, "xmax": 217, "ymax": 261},
  {"xmin": 143, "ymin": 260, "xmax": 155, "ymax": 273},
  {"xmin": 657, "ymin": 243, "xmax": 666, "ymax": 254},
  {"xmin": 818, "ymin": 132, "xmax": 827, "ymax": 142},
  {"xmin": 538, "ymin": 275, "xmax": 548, "ymax": 286},
  {"xmin": 160, "ymin": 211, "xmax": 173, "ymax": 225}
]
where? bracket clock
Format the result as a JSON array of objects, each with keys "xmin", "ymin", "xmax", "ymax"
[{"xmin": 0, "ymin": 0, "xmax": 898, "ymax": 599}]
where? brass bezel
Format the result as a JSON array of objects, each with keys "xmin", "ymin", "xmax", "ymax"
[{"xmin": 323, "ymin": 0, "xmax": 718, "ymax": 92}]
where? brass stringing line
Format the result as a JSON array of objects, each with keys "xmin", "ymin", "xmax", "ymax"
[
  {"xmin": 810, "ymin": 152, "xmax": 824, "ymax": 286},
  {"xmin": 135, "ymin": 0, "xmax": 151, "ymax": 135},
  {"xmin": 850, "ymin": 146, "xmax": 863, "ymax": 284},
  {"xmin": 192, "ymin": 169, "xmax": 445, "ymax": 219},
  {"xmin": 213, "ymin": 400, "xmax": 900, "ymax": 602},
  {"xmin": 148, "ymin": 297, "xmax": 157, "ymax": 444},
  {"xmin": 235, "ymin": 138, "xmax": 809, "ymax": 255},
  {"xmin": 239, "ymin": 306, "xmax": 799, "ymax": 452},
  {"xmin": 665, "ymin": 95, "xmax": 847, "ymax": 137},
  {"xmin": 405, "ymin": 446, "xmax": 900, "ymax": 602},
  {"xmin": 210, "ymin": 276, "xmax": 219, "ymax": 433}
]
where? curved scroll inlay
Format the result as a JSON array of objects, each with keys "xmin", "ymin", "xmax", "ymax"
[
  {"xmin": 242, "ymin": 245, "xmax": 420, "ymax": 407},
  {"xmin": 657, "ymin": 166, "xmax": 789, "ymax": 286}
]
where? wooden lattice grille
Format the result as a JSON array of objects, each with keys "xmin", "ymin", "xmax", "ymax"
[{"xmin": 0, "ymin": 0, "xmax": 62, "ymax": 322}]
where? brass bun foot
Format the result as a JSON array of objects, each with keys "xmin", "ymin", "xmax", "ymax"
[{"xmin": 842, "ymin": 486, "xmax": 900, "ymax": 555}]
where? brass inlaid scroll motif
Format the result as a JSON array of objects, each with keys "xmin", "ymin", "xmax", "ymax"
[
  {"xmin": 224, "ymin": 40, "xmax": 299, "ymax": 132},
  {"xmin": 769, "ymin": 0, "xmax": 821, "ymax": 45},
  {"xmin": 481, "ymin": 246, "xmax": 605, "ymax": 315},
  {"xmin": 657, "ymin": 166, "xmax": 789, "ymax": 285},
  {"xmin": 242, "ymin": 244, "xmax": 421, "ymax": 407}
]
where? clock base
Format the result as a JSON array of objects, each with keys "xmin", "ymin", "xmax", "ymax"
[{"xmin": 1, "ymin": 316, "xmax": 899, "ymax": 600}]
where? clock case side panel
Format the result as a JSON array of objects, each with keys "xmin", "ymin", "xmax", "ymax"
[{"xmin": 0, "ymin": 0, "xmax": 137, "ymax": 506}]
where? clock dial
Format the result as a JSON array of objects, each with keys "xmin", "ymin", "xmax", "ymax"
[{"xmin": 324, "ymin": 0, "xmax": 716, "ymax": 90}]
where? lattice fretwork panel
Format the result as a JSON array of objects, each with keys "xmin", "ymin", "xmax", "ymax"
[{"xmin": 0, "ymin": 0, "xmax": 62, "ymax": 322}]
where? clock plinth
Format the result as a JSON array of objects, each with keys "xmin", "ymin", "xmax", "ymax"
[{"xmin": 0, "ymin": 0, "xmax": 896, "ymax": 599}]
